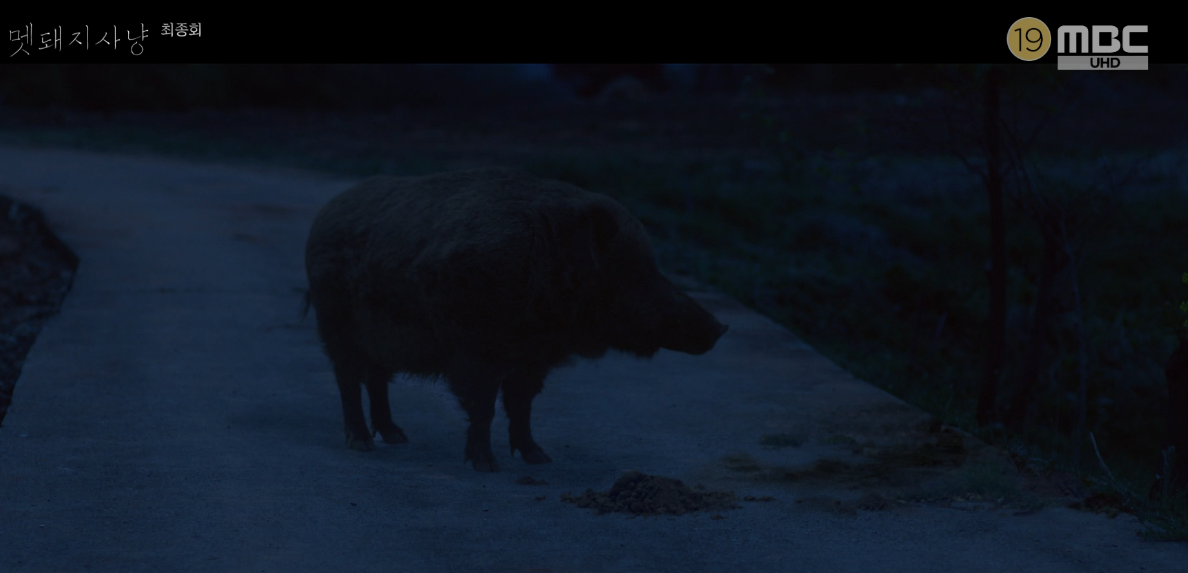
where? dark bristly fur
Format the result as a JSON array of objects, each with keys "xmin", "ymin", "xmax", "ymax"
[{"xmin": 304, "ymin": 167, "xmax": 728, "ymax": 472}]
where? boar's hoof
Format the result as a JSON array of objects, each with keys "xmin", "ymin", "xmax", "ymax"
[
  {"xmin": 345, "ymin": 429, "xmax": 376, "ymax": 452},
  {"xmin": 465, "ymin": 446, "xmax": 501, "ymax": 472},
  {"xmin": 511, "ymin": 441, "xmax": 553, "ymax": 464},
  {"xmin": 374, "ymin": 424, "xmax": 409, "ymax": 445},
  {"xmin": 471, "ymin": 457, "xmax": 500, "ymax": 473}
]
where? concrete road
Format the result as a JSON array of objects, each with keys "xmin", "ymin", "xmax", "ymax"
[{"xmin": 0, "ymin": 146, "xmax": 1185, "ymax": 572}]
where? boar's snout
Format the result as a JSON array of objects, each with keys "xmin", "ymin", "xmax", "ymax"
[
  {"xmin": 674, "ymin": 315, "xmax": 729, "ymax": 355},
  {"xmin": 660, "ymin": 289, "xmax": 729, "ymax": 356}
]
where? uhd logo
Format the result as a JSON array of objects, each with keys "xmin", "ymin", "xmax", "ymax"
[{"xmin": 1056, "ymin": 25, "xmax": 1148, "ymax": 70}]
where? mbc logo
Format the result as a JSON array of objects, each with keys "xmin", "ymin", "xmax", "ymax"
[
  {"xmin": 1057, "ymin": 25, "xmax": 1147, "ymax": 54},
  {"xmin": 1008, "ymin": 18, "xmax": 1148, "ymax": 70}
]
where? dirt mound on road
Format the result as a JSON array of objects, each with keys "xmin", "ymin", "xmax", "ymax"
[{"xmin": 561, "ymin": 470, "xmax": 740, "ymax": 516}]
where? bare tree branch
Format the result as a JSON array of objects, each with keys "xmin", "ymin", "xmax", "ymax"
[{"xmin": 1091, "ymin": 431, "xmax": 1117, "ymax": 482}]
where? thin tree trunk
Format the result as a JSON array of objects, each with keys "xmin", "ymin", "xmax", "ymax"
[
  {"xmin": 978, "ymin": 66, "xmax": 1007, "ymax": 427},
  {"xmin": 1005, "ymin": 223, "xmax": 1065, "ymax": 427},
  {"xmin": 1065, "ymin": 224, "xmax": 1090, "ymax": 469},
  {"xmin": 1153, "ymin": 337, "xmax": 1188, "ymax": 499}
]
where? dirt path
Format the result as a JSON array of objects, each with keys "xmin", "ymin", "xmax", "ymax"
[{"xmin": 0, "ymin": 145, "xmax": 1184, "ymax": 572}]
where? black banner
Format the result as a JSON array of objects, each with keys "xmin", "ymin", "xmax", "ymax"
[{"xmin": 0, "ymin": 14, "xmax": 1176, "ymax": 64}]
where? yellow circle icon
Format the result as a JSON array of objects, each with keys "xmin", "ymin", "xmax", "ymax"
[{"xmin": 1008, "ymin": 17, "xmax": 1051, "ymax": 61}]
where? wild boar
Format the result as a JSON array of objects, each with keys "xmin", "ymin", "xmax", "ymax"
[{"xmin": 303, "ymin": 167, "xmax": 728, "ymax": 472}]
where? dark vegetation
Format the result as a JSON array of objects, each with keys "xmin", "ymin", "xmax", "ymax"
[
  {"xmin": 1, "ymin": 63, "xmax": 1187, "ymax": 536},
  {"xmin": 0, "ymin": 195, "xmax": 78, "ymax": 427}
]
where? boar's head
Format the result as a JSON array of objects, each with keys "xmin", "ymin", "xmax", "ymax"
[{"xmin": 552, "ymin": 195, "xmax": 728, "ymax": 359}]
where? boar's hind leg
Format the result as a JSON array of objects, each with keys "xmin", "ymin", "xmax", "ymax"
[
  {"xmin": 448, "ymin": 361, "xmax": 502, "ymax": 472},
  {"xmin": 331, "ymin": 356, "xmax": 374, "ymax": 452},
  {"xmin": 315, "ymin": 303, "xmax": 374, "ymax": 452},
  {"xmin": 364, "ymin": 367, "xmax": 408, "ymax": 444},
  {"xmin": 503, "ymin": 368, "xmax": 552, "ymax": 464}
]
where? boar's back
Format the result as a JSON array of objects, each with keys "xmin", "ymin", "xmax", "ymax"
[{"xmin": 305, "ymin": 167, "xmax": 636, "ymax": 372}]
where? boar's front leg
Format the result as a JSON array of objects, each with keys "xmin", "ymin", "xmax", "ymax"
[
  {"xmin": 448, "ymin": 358, "xmax": 503, "ymax": 472},
  {"xmin": 503, "ymin": 367, "xmax": 552, "ymax": 464}
]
